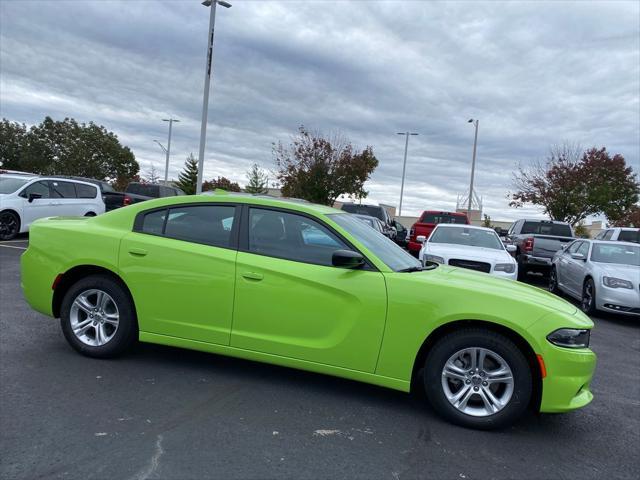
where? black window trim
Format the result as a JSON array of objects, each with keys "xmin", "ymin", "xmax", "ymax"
[
  {"xmin": 239, "ymin": 204, "xmax": 378, "ymax": 271},
  {"xmin": 133, "ymin": 202, "xmax": 242, "ymax": 250}
]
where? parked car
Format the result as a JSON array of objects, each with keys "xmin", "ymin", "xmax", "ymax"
[
  {"xmin": 0, "ymin": 174, "xmax": 105, "ymax": 240},
  {"xmin": 507, "ymin": 219, "xmax": 574, "ymax": 281},
  {"xmin": 550, "ymin": 240, "xmax": 639, "ymax": 316},
  {"xmin": 353, "ymin": 214, "xmax": 389, "ymax": 237},
  {"xmin": 393, "ymin": 220, "xmax": 409, "ymax": 247},
  {"xmin": 418, "ymin": 224, "xmax": 518, "ymax": 280},
  {"xmin": 53, "ymin": 176, "xmax": 128, "ymax": 212},
  {"xmin": 340, "ymin": 203, "xmax": 396, "ymax": 239},
  {"xmin": 21, "ymin": 192, "xmax": 596, "ymax": 429},
  {"xmin": 407, "ymin": 211, "xmax": 469, "ymax": 255},
  {"xmin": 595, "ymin": 227, "xmax": 639, "ymax": 244}
]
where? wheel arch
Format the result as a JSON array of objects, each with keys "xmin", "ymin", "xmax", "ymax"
[
  {"xmin": 411, "ymin": 319, "xmax": 542, "ymax": 411},
  {"xmin": 52, "ymin": 265, "xmax": 136, "ymax": 320},
  {"xmin": 0, "ymin": 208, "xmax": 22, "ymax": 225}
]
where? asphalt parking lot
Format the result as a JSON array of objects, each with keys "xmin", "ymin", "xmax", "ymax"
[{"xmin": 1, "ymin": 238, "xmax": 639, "ymax": 480}]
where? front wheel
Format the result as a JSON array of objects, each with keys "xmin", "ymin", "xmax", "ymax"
[
  {"xmin": 581, "ymin": 278, "xmax": 597, "ymax": 315},
  {"xmin": 423, "ymin": 329, "xmax": 532, "ymax": 430},
  {"xmin": 60, "ymin": 274, "xmax": 138, "ymax": 358},
  {"xmin": 549, "ymin": 266, "xmax": 561, "ymax": 295},
  {"xmin": 0, "ymin": 211, "xmax": 20, "ymax": 241}
]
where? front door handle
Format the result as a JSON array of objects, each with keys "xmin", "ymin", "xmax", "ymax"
[
  {"xmin": 128, "ymin": 248, "xmax": 148, "ymax": 257},
  {"xmin": 242, "ymin": 272, "xmax": 263, "ymax": 281}
]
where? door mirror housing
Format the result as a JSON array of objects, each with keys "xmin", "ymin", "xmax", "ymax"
[
  {"xmin": 506, "ymin": 244, "xmax": 517, "ymax": 253},
  {"xmin": 570, "ymin": 252, "xmax": 586, "ymax": 261},
  {"xmin": 332, "ymin": 250, "xmax": 365, "ymax": 269},
  {"xmin": 416, "ymin": 235, "xmax": 426, "ymax": 243},
  {"xmin": 28, "ymin": 193, "xmax": 42, "ymax": 203}
]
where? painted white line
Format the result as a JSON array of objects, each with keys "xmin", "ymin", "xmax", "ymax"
[
  {"xmin": 0, "ymin": 240, "xmax": 28, "ymax": 244},
  {"xmin": 0, "ymin": 244, "xmax": 26, "ymax": 250}
]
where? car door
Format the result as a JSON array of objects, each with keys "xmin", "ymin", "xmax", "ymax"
[
  {"xmin": 118, "ymin": 203, "xmax": 240, "ymax": 345},
  {"xmin": 19, "ymin": 180, "xmax": 56, "ymax": 228},
  {"xmin": 565, "ymin": 241, "xmax": 589, "ymax": 296},
  {"xmin": 231, "ymin": 206, "xmax": 387, "ymax": 373},
  {"xmin": 48, "ymin": 180, "xmax": 81, "ymax": 216}
]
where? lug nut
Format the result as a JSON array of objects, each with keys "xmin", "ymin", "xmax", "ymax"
[
  {"xmin": 465, "ymin": 380, "xmax": 471, "ymax": 384},
  {"xmin": 473, "ymin": 386, "xmax": 479, "ymax": 391},
  {"xmin": 482, "ymin": 381, "xmax": 488, "ymax": 386}
]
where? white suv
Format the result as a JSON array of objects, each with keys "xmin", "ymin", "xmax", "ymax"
[{"xmin": 0, "ymin": 174, "xmax": 106, "ymax": 240}]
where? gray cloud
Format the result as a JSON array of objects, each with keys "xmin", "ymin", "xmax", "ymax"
[{"xmin": 1, "ymin": 0, "xmax": 638, "ymax": 221}]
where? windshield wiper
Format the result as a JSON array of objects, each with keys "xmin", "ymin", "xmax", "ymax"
[{"xmin": 397, "ymin": 266, "xmax": 424, "ymax": 273}]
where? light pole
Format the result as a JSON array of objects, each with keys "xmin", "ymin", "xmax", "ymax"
[
  {"xmin": 196, "ymin": 0, "xmax": 232, "ymax": 194},
  {"xmin": 397, "ymin": 132, "xmax": 418, "ymax": 216},
  {"xmin": 467, "ymin": 119, "xmax": 479, "ymax": 213},
  {"xmin": 162, "ymin": 118, "xmax": 179, "ymax": 184}
]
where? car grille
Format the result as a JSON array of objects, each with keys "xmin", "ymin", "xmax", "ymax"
[{"xmin": 448, "ymin": 259, "xmax": 491, "ymax": 273}]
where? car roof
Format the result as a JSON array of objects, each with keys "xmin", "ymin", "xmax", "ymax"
[
  {"xmin": 432, "ymin": 223, "xmax": 496, "ymax": 232},
  {"xmin": 591, "ymin": 239, "xmax": 639, "ymax": 246},
  {"xmin": 0, "ymin": 173, "xmax": 38, "ymax": 180},
  {"xmin": 518, "ymin": 218, "xmax": 569, "ymax": 224},
  {"xmin": 609, "ymin": 227, "xmax": 639, "ymax": 231}
]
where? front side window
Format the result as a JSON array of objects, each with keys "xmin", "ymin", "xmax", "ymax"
[
  {"xmin": 568, "ymin": 241, "xmax": 583, "ymax": 254},
  {"xmin": 21, "ymin": 180, "xmax": 50, "ymax": 199},
  {"xmin": 576, "ymin": 242, "xmax": 590, "ymax": 257},
  {"xmin": 138, "ymin": 205, "xmax": 236, "ymax": 247},
  {"xmin": 249, "ymin": 208, "xmax": 348, "ymax": 266},
  {"xmin": 49, "ymin": 181, "xmax": 77, "ymax": 198}
]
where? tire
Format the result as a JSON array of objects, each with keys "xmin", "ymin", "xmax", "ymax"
[
  {"xmin": 423, "ymin": 328, "xmax": 532, "ymax": 430},
  {"xmin": 0, "ymin": 210, "xmax": 20, "ymax": 241},
  {"xmin": 60, "ymin": 274, "xmax": 137, "ymax": 358},
  {"xmin": 516, "ymin": 255, "xmax": 527, "ymax": 281},
  {"xmin": 549, "ymin": 266, "xmax": 561, "ymax": 295},
  {"xmin": 84, "ymin": 212, "xmax": 96, "ymax": 217},
  {"xmin": 581, "ymin": 278, "xmax": 597, "ymax": 316}
]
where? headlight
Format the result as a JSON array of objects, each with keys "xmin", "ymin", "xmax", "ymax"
[
  {"xmin": 494, "ymin": 263, "xmax": 515, "ymax": 273},
  {"xmin": 546, "ymin": 328, "xmax": 590, "ymax": 349},
  {"xmin": 602, "ymin": 277, "xmax": 633, "ymax": 289},
  {"xmin": 424, "ymin": 254, "xmax": 445, "ymax": 265}
]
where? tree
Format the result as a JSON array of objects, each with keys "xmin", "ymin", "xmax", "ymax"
[
  {"xmin": 144, "ymin": 163, "xmax": 161, "ymax": 184},
  {"xmin": 273, "ymin": 126, "xmax": 379, "ymax": 205},
  {"xmin": 175, "ymin": 153, "xmax": 199, "ymax": 195},
  {"xmin": 610, "ymin": 205, "xmax": 640, "ymax": 227},
  {"xmin": 244, "ymin": 163, "xmax": 269, "ymax": 194},
  {"xmin": 0, "ymin": 117, "xmax": 139, "ymax": 184},
  {"xmin": 202, "ymin": 176, "xmax": 241, "ymax": 192},
  {"xmin": 510, "ymin": 144, "xmax": 639, "ymax": 225}
]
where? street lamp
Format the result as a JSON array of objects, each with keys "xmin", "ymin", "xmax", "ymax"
[
  {"xmin": 196, "ymin": 0, "xmax": 232, "ymax": 194},
  {"xmin": 397, "ymin": 132, "xmax": 418, "ymax": 216},
  {"xmin": 161, "ymin": 118, "xmax": 179, "ymax": 184},
  {"xmin": 467, "ymin": 119, "xmax": 479, "ymax": 213}
]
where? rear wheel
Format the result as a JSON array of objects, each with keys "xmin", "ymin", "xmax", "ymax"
[
  {"xmin": 0, "ymin": 211, "xmax": 20, "ymax": 241},
  {"xmin": 60, "ymin": 274, "xmax": 137, "ymax": 358},
  {"xmin": 581, "ymin": 278, "xmax": 597, "ymax": 315},
  {"xmin": 516, "ymin": 256, "xmax": 527, "ymax": 281},
  {"xmin": 423, "ymin": 329, "xmax": 532, "ymax": 430}
]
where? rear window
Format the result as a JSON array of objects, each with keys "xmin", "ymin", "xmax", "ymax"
[
  {"xmin": 127, "ymin": 183, "xmax": 159, "ymax": 197},
  {"xmin": 341, "ymin": 204, "xmax": 385, "ymax": 222},
  {"xmin": 618, "ymin": 230, "xmax": 639, "ymax": 244},
  {"xmin": 419, "ymin": 213, "xmax": 467, "ymax": 225},
  {"xmin": 521, "ymin": 221, "xmax": 572, "ymax": 237},
  {"xmin": 76, "ymin": 183, "xmax": 98, "ymax": 198}
]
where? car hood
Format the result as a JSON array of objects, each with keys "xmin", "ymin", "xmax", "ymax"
[
  {"xmin": 409, "ymin": 265, "xmax": 577, "ymax": 315},
  {"xmin": 425, "ymin": 244, "xmax": 513, "ymax": 263},
  {"xmin": 593, "ymin": 263, "xmax": 640, "ymax": 281}
]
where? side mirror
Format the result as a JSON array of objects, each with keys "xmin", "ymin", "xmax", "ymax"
[
  {"xmin": 332, "ymin": 249, "xmax": 365, "ymax": 269},
  {"xmin": 506, "ymin": 244, "xmax": 517, "ymax": 253},
  {"xmin": 416, "ymin": 235, "xmax": 426, "ymax": 243},
  {"xmin": 570, "ymin": 253, "xmax": 586, "ymax": 261},
  {"xmin": 28, "ymin": 193, "xmax": 42, "ymax": 203}
]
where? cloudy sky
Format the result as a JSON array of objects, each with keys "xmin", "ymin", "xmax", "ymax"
[{"xmin": 1, "ymin": 0, "xmax": 638, "ymax": 220}]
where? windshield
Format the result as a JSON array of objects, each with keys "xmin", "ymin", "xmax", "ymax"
[
  {"xmin": 328, "ymin": 213, "xmax": 422, "ymax": 272},
  {"xmin": 521, "ymin": 221, "xmax": 572, "ymax": 237},
  {"xmin": 0, "ymin": 176, "xmax": 31, "ymax": 194},
  {"xmin": 591, "ymin": 243, "xmax": 640, "ymax": 266},
  {"xmin": 429, "ymin": 226, "xmax": 504, "ymax": 250}
]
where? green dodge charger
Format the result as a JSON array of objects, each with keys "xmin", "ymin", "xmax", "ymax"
[{"xmin": 21, "ymin": 192, "xmax": 596, "ymax": 429}]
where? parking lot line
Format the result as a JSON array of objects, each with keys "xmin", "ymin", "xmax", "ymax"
[
  {"xmin": 0, "ymin": 244, "xmax": 27, "ymax": 250},
  {"xmin": 0, "ymin": 240, "xmax": 29, "ymax": 243}
]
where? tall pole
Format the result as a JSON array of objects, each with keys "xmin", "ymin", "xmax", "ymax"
[
  {"xmin": 467, "ymin": 119, "xmax": 479, "ymax": 213},
  {"xmin": 196, "ymin": 1, "xmax": 218, "ymax": 194},
  {"xmin": 397, "ymin": 132, "xmax": 418, "ymax": 216},
  {"xmin": 162, "ymin": 119, "xmax": 176, "ymax": 183}
]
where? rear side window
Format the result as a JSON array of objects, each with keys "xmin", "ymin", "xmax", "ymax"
[
  {"xmin": 618, "ymin": 230, "xmax": 639, "ymax": 243},
  {"xmin": 49, "ymin": 181, "xmax": 77, "ymax": 198},
  {"xmin": 138, "ymin": 205, "xmax": 236, "ymax": 248},
  {"xmin": 521, "ymin": 221, "xmax": 572, "ymax": 237},
  {"xmin": 76, "ymin": 183, "xmax": 98, "ymax": 198}
]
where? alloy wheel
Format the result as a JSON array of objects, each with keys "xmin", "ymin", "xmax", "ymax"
[
  {"xmin": 582, "ymin": 282, "xmax": 593, "ymax": 312},
  {"xmin": 441, "ymin": 347, "xmax": 514, "ymax": 417},
  {"xmin": 69, "ymin": 289, "xmax": 119, "ymax": 346},
  {"xmin": 0, "ymin": 212, "xmax": 19, "ymax": 240}
]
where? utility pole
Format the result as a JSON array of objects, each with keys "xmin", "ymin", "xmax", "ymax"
[
  {"xmin": 161, "ymin": 118, "xmax": 179, "ymax": 184},
  {"xmin": 467, "ymin": 119, "xmax": 479, "ymax": 213},
  {"xmin": 397, "ymin": 132, "xmax": 418, "ymax": 216}
]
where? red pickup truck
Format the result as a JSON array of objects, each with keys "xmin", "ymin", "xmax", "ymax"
[{"xmin": 407, "ymin": 211, "xmax": 470, "ymax": 254}]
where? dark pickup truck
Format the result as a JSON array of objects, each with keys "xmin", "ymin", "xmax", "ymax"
[{"xmin": 507, "ymin": 219, "xmax": 574, "ymax": 280}]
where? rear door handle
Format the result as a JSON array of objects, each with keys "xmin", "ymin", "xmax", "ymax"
[
  {"xmin": 128, "ymin": 248, "xmax": 148, "ymax": 257},
  {"xmin": 242, "ymin": 272, "xmax": 263, "ymax": 281}
]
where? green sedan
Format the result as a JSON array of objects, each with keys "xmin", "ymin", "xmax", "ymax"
[{"xmin": 21, "ymin": 192, "xmax": 596, "ymax": 429}]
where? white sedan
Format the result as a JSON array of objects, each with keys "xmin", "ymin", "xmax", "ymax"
[{"xmin": 418, "ymin": 224, "xmax": 518, "ymax": 280}]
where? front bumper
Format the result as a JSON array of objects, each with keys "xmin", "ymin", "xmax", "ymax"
[{"xmin": 596, "ymin": 284, "xmax": 640, "ymax": 316}]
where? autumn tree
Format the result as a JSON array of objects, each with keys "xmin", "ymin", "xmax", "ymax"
[
  {"xmin": 510, "ymin": 144, "xmax": 638, "ymax": 225},
  {"xmin": 273, "ymin": 126, "xmax": 379, "ymax": 205},
  {"xmin": 244, "ymin": 163, "xmax": 269, "ymax": 194},
  {"xmin": 0, "ymin": 117, "xmax": 139, "ymax": 185},
  {"xmin": 176, "ymin": 153, "xmax": 199, "ymax": 195},
  {"xmin": 202, "ymin": 176, "xmax": 241, "ymax": 192}
]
